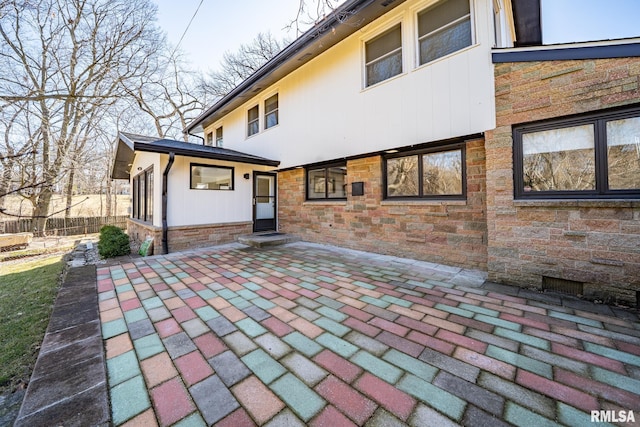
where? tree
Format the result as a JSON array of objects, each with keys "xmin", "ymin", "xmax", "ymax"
[
  {"xmin": 289, "ymin": 0, "xmax": 344, "ymax": 35},
  {"xmin": 200, "ymin": 32, "xmax": 287, "ymax": 99},
  {"xmin": 0, "ymin": 0, "xmax": 164, "ymax": 233}
]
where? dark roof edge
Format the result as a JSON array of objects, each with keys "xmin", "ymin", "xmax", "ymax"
[
  {"xmin": 493, "ymin": 40, "xmax": 640, "ymax": 63},
  {"xmin": 185, "ymin": 0, "xmax": 373, "ymax": 133},
  {"xmin": 134, "ymin": 142, "xmax": 280, "ymax": 167}
]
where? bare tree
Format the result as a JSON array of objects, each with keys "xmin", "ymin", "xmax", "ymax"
[
  {"xmin": 288, "ymin": 0, "xmax": 343, "ymax": 35},
  {"xmin": 200, "ymin": 32, "xmax": 287, "ymax": 99},
  {"xmin": 0, "ymin": 0, "xmax": 163, "ymax": 233}
]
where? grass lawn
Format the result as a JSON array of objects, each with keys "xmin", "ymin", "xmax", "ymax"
[{"xmin": 0, "ymin": 255, "xmax": 64, "ymax": 391}]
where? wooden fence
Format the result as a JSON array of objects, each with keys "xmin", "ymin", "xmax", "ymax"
[{"xmin": 0, "ymin": 215, "xmax": 128, "ymax": 237}]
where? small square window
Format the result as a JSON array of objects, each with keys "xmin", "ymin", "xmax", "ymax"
[
  {"xmin": 247, "ymin": 105, "xmax": 259, "ymax": 136},
  {"xmin": 191, "ymin": 164, "xmax": 234, "ymax": 190},
  {"xmin": 365, "ymin": 24, "xmax": 402, "ymax": 87},
  {"xmin": 306, "ymin": 164, "xmax": 347, "ymax": 200},
  {"xmin": 265, "ymin": 94, "xmax": 279, "ymax": 129}
]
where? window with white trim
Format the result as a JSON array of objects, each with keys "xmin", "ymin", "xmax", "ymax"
[
  {"xmin": 417, "ymin": 0, "xmax": 472, "ymax": 65},
  {"xmin": 215, "ymin": 126, "xmax": 223, "ymax": 147},
  {"xmin": 132, "ymin": 167, "xmax": 153, "ymax": 222},
  {"xmin": 365, "ymin": 24, "xmax": 402, "ymax": 87},
  {"xmin": 247, "ymin": 105, "xmax": 259, "ymax": 137},
  {"xmin": 265, "ymin": 94, "xmax": 279, "ymax": 129}
]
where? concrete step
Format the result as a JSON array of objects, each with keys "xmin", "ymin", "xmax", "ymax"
[{"xmin": 237, "ymin": 232, "xmax": 300, "ymax": 248}]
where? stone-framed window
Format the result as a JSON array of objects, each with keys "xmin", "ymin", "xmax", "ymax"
[
  {"xmin": 384, "ymin": 143, "xmax": 466, "ymax": 199},
  {"xmin": 513, "ymin": 105, "xmax": 640, "ymax": 199},
  {"xmin": 190, "ymin": 163, "xmax": 234, "ymax": 190},
  {"xmin": 306, "ymin": 163, "xmax": 347, "ymax": 200},
  {"xmin": 132, "ymin": 166, "xmax": 153, "ymax": 223}
]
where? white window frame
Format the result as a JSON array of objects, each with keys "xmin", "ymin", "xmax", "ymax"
[
  {"xmin": 247, "ymin": 105, "xmax": 259, "ymax": 137},
  {"xmin": 361, "ymin": 16, "xmax": 405, "ymax": 89}
]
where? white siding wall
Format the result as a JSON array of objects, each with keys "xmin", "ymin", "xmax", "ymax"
[{"xmin": 205, "ymin": 0, "xmax": 496, "ymax": 169}]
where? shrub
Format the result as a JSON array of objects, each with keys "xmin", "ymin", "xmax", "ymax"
[{"xmin": 98, "ymin": 225, "xmax": 130, "ymax": 258}]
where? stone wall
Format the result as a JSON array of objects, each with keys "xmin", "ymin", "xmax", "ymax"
[
  {"xmin": 278, "ymin": 139, "xmax": 487, "ymax": 270},
  {"xmin": 485, "ymin": 58, "xmax": 640, "ymax": 303},
  {"xmin": 127, "ymin": 219, "xmax": 252, "ymax": 255}
]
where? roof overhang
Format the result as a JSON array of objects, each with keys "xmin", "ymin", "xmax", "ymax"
[
  {"xmin": 110, "ymin": 133, "xmax": 280, "ymax": 181},
  {"xmin": 185, "ymin": 0, "xmax": 407, "ymax": 134}
]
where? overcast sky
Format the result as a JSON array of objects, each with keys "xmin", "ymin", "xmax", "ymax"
[{"xmin": 152, "ymin": 0, "xmax": 640, "ymax": 73}]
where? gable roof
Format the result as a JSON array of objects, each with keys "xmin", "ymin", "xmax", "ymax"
[
  {"xmin": 111, "ymin": 132, "xmax": 279, "ymax": 180},
  {"xmin": 185, "ymin": 0, "xmax": 409, "ymax": 134}
]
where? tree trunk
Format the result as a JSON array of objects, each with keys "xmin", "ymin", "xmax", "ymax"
[
  {"xmin": 65, "ymin": 166, "xmax": 76, "ymax": 219},
  {"xmin": 33, "ymin": 188, "xmax": 53, "ymax": 236}
]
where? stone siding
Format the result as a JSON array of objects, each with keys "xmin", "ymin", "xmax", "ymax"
[
  {"xmin": 485, "ymin": 58, "xmax": 640, "ymax": 303},
  {"xmin": 278, "ymin": 139, "xmax": 487, "ymax": 270}
]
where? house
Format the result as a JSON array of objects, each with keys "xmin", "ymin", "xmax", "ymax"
[{"xmin": 114, "ymin": 0, "xmax": 640, "ymax": 305}]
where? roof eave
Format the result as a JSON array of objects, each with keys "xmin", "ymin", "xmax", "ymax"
[{"xmin": 134, "ymin": 142, "xmax": 280, "ymax": 167}]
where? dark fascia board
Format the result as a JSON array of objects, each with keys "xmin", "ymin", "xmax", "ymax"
[
  {"xmin": 493, "ymin": 39, "xmax": 640, "ymax": 63},
  {"xmin": 134, "ymin": 141, "xmax": 280, "ymax": 167},
  {"xmin": 185, "ymin": 0, "xmax": 406, "ymax": 133}
]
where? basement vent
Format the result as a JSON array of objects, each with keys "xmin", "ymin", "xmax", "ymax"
[
  {"xmin": 381, "ymin": 0, "xmax": 396, "ymax": 6},
  {"xmin": 542, "ymin": 276, "xmax": 583, "ymax": 296}
]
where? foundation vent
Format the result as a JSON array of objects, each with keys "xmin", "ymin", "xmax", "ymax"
[{"xmin": 542, "ymin": 276, "xmax": 583, "ymax": 296}]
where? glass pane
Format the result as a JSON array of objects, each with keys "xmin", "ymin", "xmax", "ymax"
[
  {"xmin": 216, "ymin": 127, "xmax": 223, "ymax": 147},
  {"xmin": 366, "ymin": 24, "xmax": 401, "ymax": 63},
  {"xmin": 419, "ymin": 18, "xmax": 471, "ymax": 65},
  {"xmin": 607, "ymin": 116, "xmax": 640, "ymax": 190},
  {"xmin": 367, "ymin": 50, "xmax": 402, "ymax": 86},
  {"xmin": 422, "ymin": 149, "xmax": 462, "ymax": 195},
  {"xmin": 327, "ymin": 166, "xmax": 347, "ymax": 199},
  {"xmin": 248, "ymin": 106, "xmax": 259, "ymax": 121},
  {"xmin": 418, "ymin": 0, "xmax": 470, "ymax": 37},
  {"xmin": 191, "ymin": 166, "xmax": 233, "ymax": 190},
  {"xmin": 132, "ymin": 177, "xmax": 138, "ymax": 219},
  {"xmin": 387, "ymin": 156, "xmax": 419, "ymax": 196},
  {"xmin": 266, "ymin": 111, "xmax": 278, "ymax": 129},
  {"xmin": 146, "ymin": 170, "xmax": 153, "ymax": 222},
  {"xmin": 522, "ymin": 124, "xmax": 595, "ymax": 192},
  {"xmin": 265, "ymin": 94, "xmax": 278, "ymax": 113},
  {"xmin": 307, "ymin": 168, "xmax": 326, "ymax": 199},
  {"xmin": 248, "ymin": 120, "xmax": 259, "ymax": 136}
]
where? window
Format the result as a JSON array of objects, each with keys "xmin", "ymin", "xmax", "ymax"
[
  {"xmin": 190, "ymin": 164, "xmax": 234, "ymax": 190},
  {"xmin": 132, "ymin": 167, "xmax": 153, "ymax": 222},
  {"xmin": 365, "ymin": 24, "xmax": 402, "ymax": 87},
  {"xmin": 385, "ymin": 145, "xmax": 465, "ymax": 199},
  {"xmin": 206, "ymin": 132, "xmax": 213, "ymax": 146},
  {"xmin": 513, "ymin": 106, "xmax": 640, "ymax": 199},
  {"xmin": 418, "ymin": 0, "xmax": 472, "ymax": 65},
  {"xmin": 215, "ymin": 126, "xmax": 223, "ymax": 147},
  {"xmin": 247, "ymin": 105, "xmax": 259, "ymax": 136},
  {"xmin": 306, "ymin": 163, "xmax": 347, "ymax": 200},
  {"xmin": 265, "ymin": 94, "xmax": 279, "ymax": 129}
]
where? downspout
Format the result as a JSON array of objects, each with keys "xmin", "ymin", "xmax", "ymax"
[{"xmin": 162, "ymin": 152, "xmax": 175, "ymax": 254}]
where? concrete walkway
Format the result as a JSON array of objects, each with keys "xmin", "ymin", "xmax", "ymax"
[{"xmin": 26, "ymin": 241, "xmax": 640, "ymax": 426}]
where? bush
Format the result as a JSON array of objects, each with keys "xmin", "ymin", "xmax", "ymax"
[{"xmin": 98, "ymin": 225, "xmax": 130, "ymax": 258}]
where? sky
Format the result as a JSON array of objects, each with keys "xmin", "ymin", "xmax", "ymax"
[{"xmin": 152, "ymin": 0, "xmax": 640, "ymax": 73}]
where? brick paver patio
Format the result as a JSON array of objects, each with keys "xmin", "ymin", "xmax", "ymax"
[{"xmin": 97, "ymin": 242, "xmax": 640, "ymax": 426}]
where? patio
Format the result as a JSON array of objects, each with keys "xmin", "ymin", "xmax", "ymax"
[{"xmin": 21, "ymin": 241, "xmax": 640, "ymax": 426}]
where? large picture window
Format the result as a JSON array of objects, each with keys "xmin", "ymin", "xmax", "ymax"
[
  {"xmin": 132, "ymin": 167, "xmax": 153, "ymax": 223},
  {"xmin": 385, "ymin": 145, "xmax": 465, "ymax": 199},
  {"xmin": 418, "ymin": 0, "xmax": 472, "ymax": 65},
  {"xmin": 365, "ymin": 24, "xmax": 402, "ymax": 87},
  {"xmin": 191, "ymin": 164, "xmax": 234, "ymax": 190},
  {"xmin": 513, "ymin": 106, "xmax": 640, "ymax": 199},
  {"xmin": 306, "ymin": 163, "xmax": 347, "ymax": 200}
]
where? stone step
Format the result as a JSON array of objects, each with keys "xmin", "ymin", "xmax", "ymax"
[{"xmin": 237, "ymin": 232, "xmax": 300, "ymax": 248}]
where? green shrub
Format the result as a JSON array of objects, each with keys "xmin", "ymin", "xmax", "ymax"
[{"xmin": 98, "ymin": 225, "xmax": 130, "ymax": 258}]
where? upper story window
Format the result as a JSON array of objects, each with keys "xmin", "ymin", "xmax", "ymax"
[
  {"xmin": 306, "ymin": 163, "xmax": 347, "ymax": 200},
  {"xmin": 215, "ymin": 126, "xmax": 223, "ymax": 147},
  {"xmin": 247, "ymin": 105, "xmax": 259, "ymax": 137},
  {"xmin": 365, "ymin": 24, "xmax": 402, "ymax": 87},
  {"xmin": 384, "ymin": 144, "xmax": 465, "ymax": 199},
  {"xmin": 513, "ymin": 106, "xmax": 640, "ymax": 199},
  {"xmin": 418, "ymin": 0, "xmax": 472, "ymax": 65},
  {"xmin": 206, "ymin": 132, "xmax": 213, "ymax": 146},
  {"xmin": 265, "ymin": 94, "xmax": 279, "ymax": 129},
  {"xmin": 190, "ymin": 164, "xmax": 234, "ymax": 190}
]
